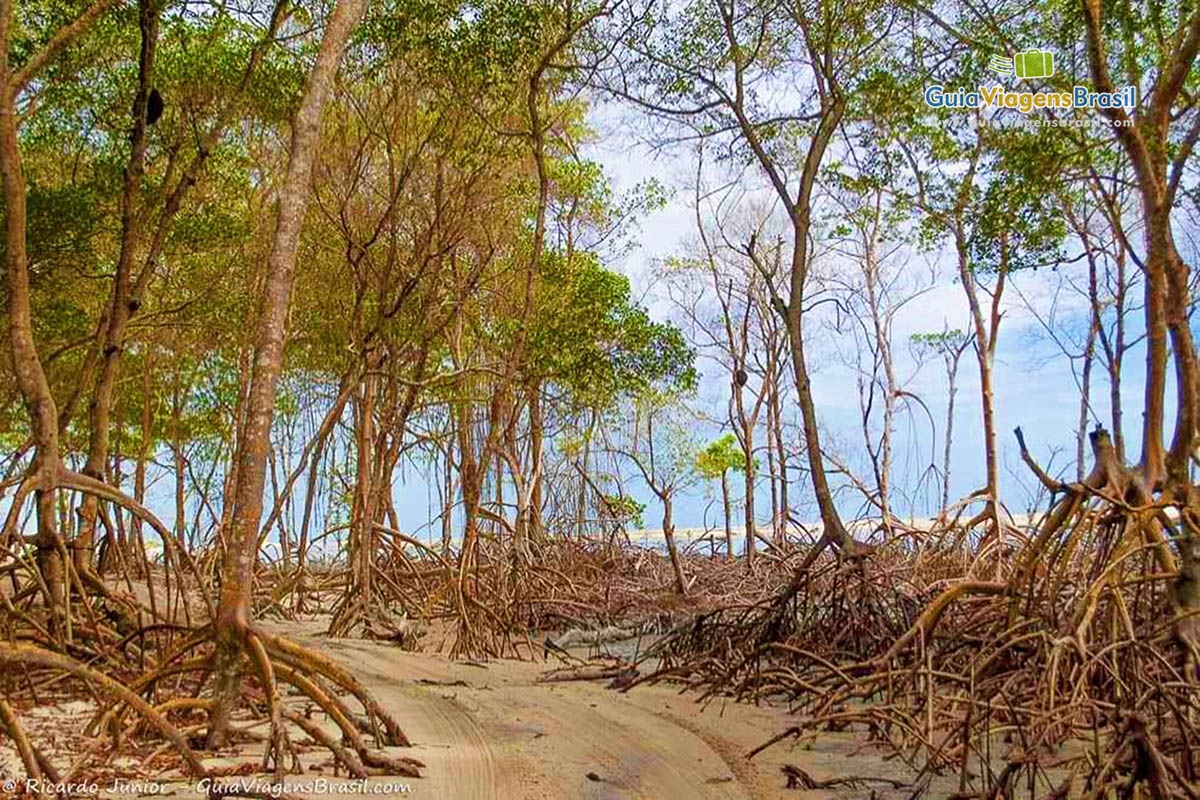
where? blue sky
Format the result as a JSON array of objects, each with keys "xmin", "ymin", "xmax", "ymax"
[
  {"xmin": 8, "ymin": 107, "xmax": 1165, "ymax": 556},
  {"xmin": 578, "ymin": 102, "xmax": 1161, "ymax": 532}
]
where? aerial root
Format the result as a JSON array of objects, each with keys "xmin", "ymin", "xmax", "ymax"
[
  {"xmin": 0, "ymin": 623, "xmax": 422, "ymax": 787},
  {"xmin": 238, "ymin": 626, "xmax": 422, "ymax": 777},
  {"xmin": 281, "ymin": 709, "xmax": 367, "ymax": 778},
  {"xmin": 271, "ymin": 663, "xmax": 422, "ymax": 777},
  {"xmin": 635, "ymin": 463, "xmax": 1200, "ymax": 796},
  {"xmin": 0, "ymin": 696, "xmax": 56, "ymax": 783},
  {"xmin": 0, "ymin": 644, "xmax": 206, "ymax": 776},
  {"xmin": 246, "ymin": 632, "xmax": 289, "ymax": 780},
  {"xmin": 256, "ymin": 627, "xmax": 412, "ymax": 747}
]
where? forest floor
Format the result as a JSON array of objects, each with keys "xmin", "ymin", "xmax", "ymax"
[{"xmin": 2, "ymin": 612, "xmax": 969, "ymax": 800}]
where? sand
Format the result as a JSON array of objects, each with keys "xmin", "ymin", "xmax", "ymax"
[{"xmin": 2, "ymin": 619, "xmax": 946, "ymax": 799}]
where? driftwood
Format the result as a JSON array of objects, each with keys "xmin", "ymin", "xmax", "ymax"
[{"xmin": 537, "ymin": 665, "xmax": 637, "ymax": 684}]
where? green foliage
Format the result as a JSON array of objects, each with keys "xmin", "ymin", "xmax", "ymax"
[
  {"xmin": 20, "ymin": 181, "xmax": 103, "ymax": 269},
  {"xmin": 910, "ymin": 330, "xmax": 969, "ymax": 352},
  {"xmin": 602, "ymin": 494, "xmax": 645, "ymax": 528},
  {"xmin": 694, "ymin": 433, "xmax": 744, "ymax": 479},
  {"xmin": 527, "ymin": 251, "xmax": 696, "ymax": 405},
  {"xmin": 365, "ymin": 0, "xmax": 550, "ymax": 88},
  {"xmin": 617, "ymin": 0, "xmax": 894, "ymax": 172}
]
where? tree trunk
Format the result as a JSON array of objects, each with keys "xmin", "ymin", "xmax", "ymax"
[
  {"xmin": 942, "ymin": 352, "xmax": 959, "ymax": 514},
  {"xmin": 765, "ymin": 379, "xmax": 780, "ymax": 542},
  {"xmin": 0, "ymin": 18, "xmax": 69, "ymax": 634},
  {"xmin": 349, "ymin": 370, "xmax": 377, "ymax": 625},
  {"xmin": 441, "ymin": 439, "xmax": 455, "ymax": 556},
  {"xmin": 743, "ymin": 97, "xmax": 853, "ymax": 560},
  {"xmin": 954, "ymin": 226, "xmax": 1003, "ymax": 525},
  {"xmin": 1079, "ymin": 304, "xmax": 1097, "ymax": 484},
  {"xmin": 528, "ymin": 380, "xmax": 544, "ymax": 541},
  {"xmin": 721, "ymin": 469, "xmax": 733, "ymax": 562},
  {"xmin": 784, "ymin": 193, "xmax": 857, "ymax": 557},
  {"xmin": 862, "ymin": 228, "xmax": 895, "ymax": 525},
  {"xmin": 206, "ymin": 0, "xmax": 365, "ymax": 747},
  {"xmin": 75, "ymin": 0, "xmax": 159, "ymax": 582},
  {"xmin": 457, "ymin": 402, "xmax": 481, "ymax": 574},
  {"xmin": 172, "ymin": 376, "xmax": 187, "ymax": 566},
  {"xmin": 661, "ymin": 495, "xmax": 686, "ymax": 595},
  {"xmin": 770, "ymin": 366, "xmax": 789, "ymax": 542},
  {"xmin": 1110, "ymin": 248, "xmax": 1127, "ymax": 463},
  {"xmin": 112, "ymin": 362, "xmax": 154, "ymax": 575},
  {"xmin": 741, "ymin": 422, "xmax": 756, "ymax": 564}
]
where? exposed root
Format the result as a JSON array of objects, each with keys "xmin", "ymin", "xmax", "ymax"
[
  {"xmin": 0, "ymin": 644, "xmax": 207, "ymax": 776},
  {"xmin": 0, "ymin": 624, "xmax": 423, "ymax": 787},
  {"xmin": 634, "ymin": 428, "xmax": 1200, "ymax": 797}
]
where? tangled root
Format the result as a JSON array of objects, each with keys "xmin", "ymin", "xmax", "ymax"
[{"xmin": 0, "ymin": 626, "xmax": 423, "ymax": 786}]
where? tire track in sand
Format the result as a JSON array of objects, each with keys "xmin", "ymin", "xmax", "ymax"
[{"xmin": 299, "ymin": 631, "xmax": 764, "ymax": 799}]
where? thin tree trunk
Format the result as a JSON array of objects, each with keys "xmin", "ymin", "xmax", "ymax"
[
  {"xmin": 115, "ymin": 361, "xmax": 154, "ymax": 575},
  {"xmin": 528, "ymin": 381, "xmax": 544, "ymax": 541},
  {"xmin": 765, "ymin": 378, "xmax": 779, "ymax": 541},
  {"xmin": 1079, "ymin": 257, "xmax": 1099, "ymax": 482},
  {"xmin": 441, "ymin": 438, "xmax": 455, "ymax": 556},
  {"xmin": 862, "ymin": 224, "xmax": 895, "ymax": 525},
  {"xmin": 770, "ymin": 364, "xmax": 788, "ymax": 541},
  {"xmin": 721, "ymin": 469, "xmax": 733, "ymax": 562},
  {"xmin": 207, "ymin": 0, "xmax": 365, "ymax": 746},
  {"xmin": 1111, "ymin": 248, "xmax": 1127, "ymax": 462},
  {"xmin": 954, "ymin": 226, "xmax": 1003, "ymax": 524},
  {"xmin": 0, "ymin": 4, "xmax": 83, "ymax": 632},
  {"xmin": 172, "ymin": 376, "xmax": 187, "ymax": 566},
  {"xmin": 661, "ymin": 494, "xmax": 686, "ymax": 595},
  {"xmin": 741, "ymin": 420, "xmax": 756, "ymax": 563},
  {"xmin": 457, "ymin": 402, "xmax": 480, "ymax": 573},
  {"xmin": 75, "ymin": 0, "xmax": 159, "ymax": 582},
  {"xmin": 354, "ymin": 370, "xmax": 378, "ymax": 620},
  {"xmin": 295, "ymin": 413, "xmax": 333, "ymax": 594},
  {"xmin": 942, "ymin": 353, "xmax": 959, "ymax": 514},
  {"xmin": 220, "ymin": 347, "xmax": 252, "ymax": 541}
]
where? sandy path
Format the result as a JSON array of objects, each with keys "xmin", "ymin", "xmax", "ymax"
[
  {"xmin": 294, "ymin": 629, "xmax": 780, "ymax": 799},
  {"xmin": 13, "ymin": 621, "xmax": 941, "ymax": 799},
  {"xmin": 263, "ymin": 625, "xmax": 958, "ymax": 799}
]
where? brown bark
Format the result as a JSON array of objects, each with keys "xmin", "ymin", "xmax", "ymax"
[
  {"xmin": 75, "ymin": 0, "xmax": 159, "ymax": 582},
  {"xmin": 661, "ymin": 494, "xmax": 686, "ymax": 595},
  {"xmin": 954, "ymin": 223, "xmax": 1004, "ymax": 524},
  {"xmin": 456, "ymin": 398, "xmax": 480, "ymax": 561},
  {"xmin": 207, "ymin": 0, "xmax": 366, "ymax": 747},
  {"xmin": 778, "ymin": 104, "xmax": 857, "ymax": 555},
  {"xmin": 721, "ymin": 468, "xmax": 733, "ymax": 562},
  {"xmin": 0, "ymin": 0, "xmax": 115, "ymax": 631},
  {"xmin": 528, "ymin": 381, "xmax": 544, "ymax": 540},
  {"xmin": 721, "ymin": 4, "xmax": 856, "ymax": 560},
  {"xmin": 1080, "ymin": 0, "xmax": 1200, "ymax": 653},
  {"xmin": 1080, "ymin": 0, "xmax": 1200, "ymax": 490},
  {"xmin": 343, "ymin": 366, "xmax": 378, "ymax": 629}
]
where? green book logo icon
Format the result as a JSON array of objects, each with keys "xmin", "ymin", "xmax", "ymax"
[{"xmin": 988, "ymin": 49, "xmax": 1054, "ymax": 80}]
